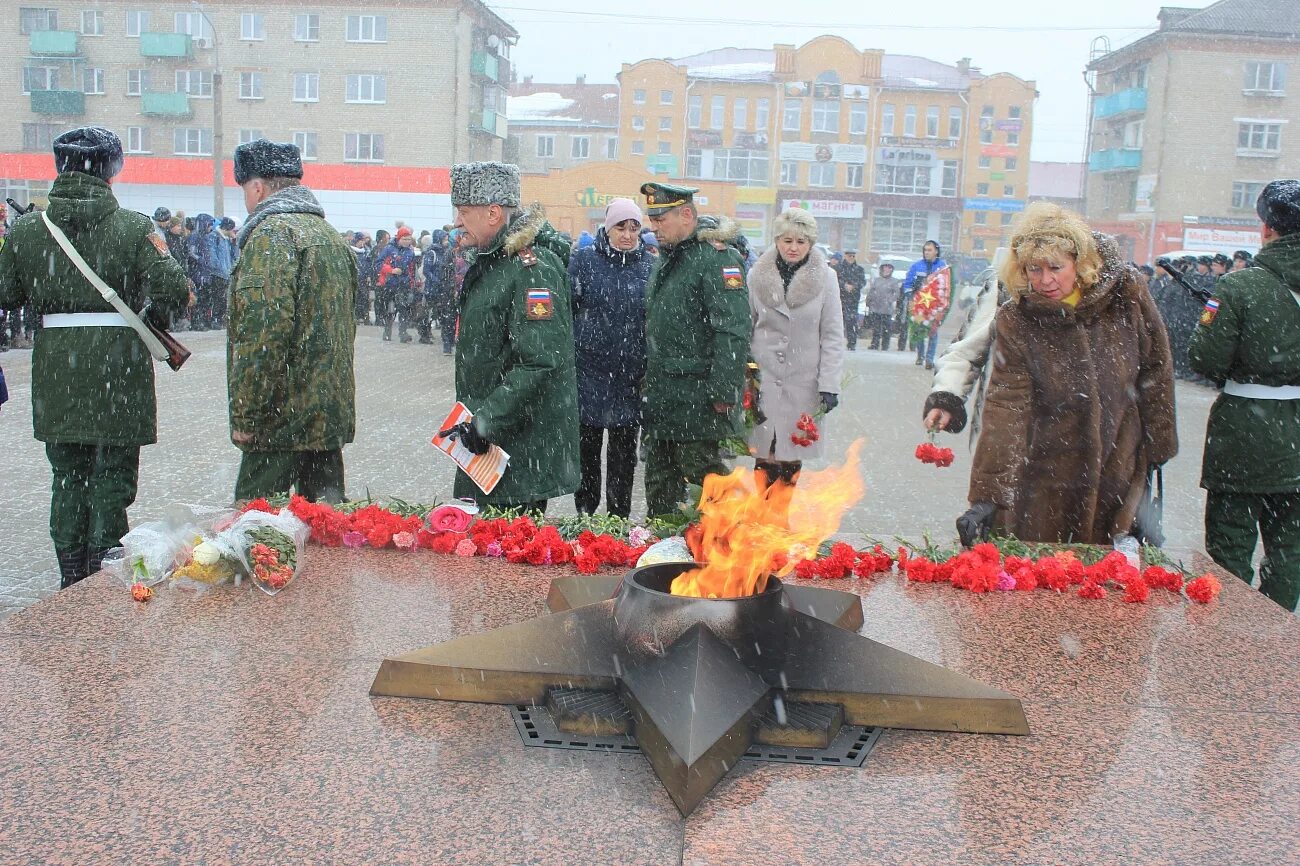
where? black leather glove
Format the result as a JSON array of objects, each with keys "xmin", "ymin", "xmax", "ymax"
[
  {"xmin": 438, "ymin": 421, "xmax": 490, "ymax": 455},
  {"xmin": 956, "ymin": 502, "xmax": 997, "ymax": 548},
  {"xmin": 819, "ymin": 392, "xmax": 839, "ymax": 413}
]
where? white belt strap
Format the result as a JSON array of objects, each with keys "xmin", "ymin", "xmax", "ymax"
[
  {"xmin": 1224, "ymin": 380, "xmax": 1300, "ymax": 400},
  {"xmin": 43, "ymin": 312, "xmax": 130, "ymax": 328}
]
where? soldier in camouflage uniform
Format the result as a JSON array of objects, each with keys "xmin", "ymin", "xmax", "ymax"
[
  {"xmin": 640, "ymin": 182, "xmax": 752, "ymax": 517},
  {"xmin": 227, "ymin": 139, "xmax": 357, "ymax": 503},
  {"xmin": 0, "ymin": 127, "xmax": 189, "ymax": 587}
]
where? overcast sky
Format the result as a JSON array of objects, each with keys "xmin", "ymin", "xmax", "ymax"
[{"xmin": 497, "ymin": 0, "xmax": 1180, "ymax": 163}]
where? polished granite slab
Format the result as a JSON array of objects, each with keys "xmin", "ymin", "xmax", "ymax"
[{"xmin": 0, "ymin": 549, "xmax": 1295, "ymax": 865}]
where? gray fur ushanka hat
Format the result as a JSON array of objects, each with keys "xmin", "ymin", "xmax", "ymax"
[
  {"xmin": 451, "ymin": 162, "xmax": 521, "ymax": 207},
  {"xmin": 233, "ymin": 138, "xmax": 304, "ymax": 185}
]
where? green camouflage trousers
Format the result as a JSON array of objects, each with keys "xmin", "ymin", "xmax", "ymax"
[
  {"xmin": 1205, "ymin": 491, "xmax": 1300, "ymax": 612},
  {"xmin": 235, "ymin": 449, "xmax": 345, "ymax": 504},
  {"xmin": 45, "ymin": 442, "xmax": 140, "ymax": 550},
  {"xmin": 644, "ymin": 438, "xmax": 728, "ymax": 518}
]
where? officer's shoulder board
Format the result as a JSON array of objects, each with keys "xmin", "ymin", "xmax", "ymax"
[
  {"xmin": 516, "ymin": 246, "xmax": 539, "ymax": 268},
  {"xmin": 147, "ymin": 233, "xmax": 169, "ymax": 257}
]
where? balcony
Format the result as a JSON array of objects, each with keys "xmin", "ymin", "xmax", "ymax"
[
  {"xmin": 1093, "ymin": 87, "xmax": 1147, "ymax": 120},
  {"xmin": 471, "ymin": 51, "xmax": 499, "ymax": 82},
  {"xmin": 30, "ymin": 90, "xmax": 85, "ymax": 116},
  {"xmin": 473, "ymin": 108, "xmax": 508, "ymax": 138},
  {"xmin": 141, "ymin": 92, "xmax": 192, "ymax": 117},
  {"xmin": 139, "ymin": 33, "xmax": 193, "ymax": 59},
  {"xmin": 1088, "ymin": 148, "xmax": 1142, "ymax": 172},
  {"xmin": 29, "ymin": 30, "xmax": 79, "ymax": 56},
  {"xmin": 645, "ymin": 154, "xmax": 679, "ymax": 176}
]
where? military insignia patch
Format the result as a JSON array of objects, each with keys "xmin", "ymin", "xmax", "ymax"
[
  {"xmin": 721, "ymin": 266, "xmax": 745, "ymax": 290},
  {"xmin": 1200, "ymin": 298, "xmax": 1219, "ymax": 326},
  {"xmin": 525, "ymin": 288, "xmax": 554, "ymax": 320},
  {"xmin": 518, "ymin": 246, "xmax": 539, "ymax": 268},
  {"xmin": 147, "ymin": 234, "xmax": 170, "ymax": 257}
]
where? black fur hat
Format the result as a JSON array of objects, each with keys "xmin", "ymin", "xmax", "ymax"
[
  {"xmin": 53, "ymin": 127, "xmax": 124, "ymax": 181},
  {"xmin": 1255, "ymin": 179, "xmax": 1300, "ymax": 236},
  {"xmin": 233, "ymin": 138, "xmax": 303, "ymax": 185}
]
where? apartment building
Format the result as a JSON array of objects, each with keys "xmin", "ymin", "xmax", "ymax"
[
  {"xmin": 3, "ymin": 1, "xmax": 515, "ymax": 228},
  {"xmin": 1085, "ymin": 0, "xmax": 1300, "ymax": 261},
  {"xmin": 506, "ymin": 76, "xmax": 620, "ymax": 174},
  {"xmin": 616, "ymin": 37, "xmax": 1036, "ymax": 256}
]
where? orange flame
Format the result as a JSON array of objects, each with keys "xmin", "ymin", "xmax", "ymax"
[{"xmin": 670, "ymin": 440, "xmax": 865, "ymax": 598}]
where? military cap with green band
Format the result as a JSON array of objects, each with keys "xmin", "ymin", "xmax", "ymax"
[{"xmin": 640, "ymin": 182, "xmax": 699, "ymax": 216}]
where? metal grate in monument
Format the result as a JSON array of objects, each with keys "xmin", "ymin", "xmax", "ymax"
[{"xmin": 509, "ymin": 695, "xmax": 881, "ymax": 767}]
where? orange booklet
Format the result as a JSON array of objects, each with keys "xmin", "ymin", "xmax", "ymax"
[{"xmin": 431, "ymin": 402, "xmax": 510, "ymax": 495}]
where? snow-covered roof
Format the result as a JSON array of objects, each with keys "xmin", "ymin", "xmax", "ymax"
[
  {"xmin": 675, "ymin": 48, "xmax": 777, "ymax": 82},
  {"xmin": 506, "ymin": 82, "xmax": 620, "ymax": 127},
  {"xmin": 508, "ymin": 92, "xmax": 575, "ymax": 120}
]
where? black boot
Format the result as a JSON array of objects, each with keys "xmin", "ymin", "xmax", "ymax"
[
  {"xmin": 56, "ymin": 547, "xmax": 90, "ymax": 589},
  {"xmin": 87, "ymin": 546, "xmax": 113, "ymax": 576}
]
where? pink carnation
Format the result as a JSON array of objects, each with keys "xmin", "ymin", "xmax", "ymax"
[
  {"xmin": 485, "ymin": 540, "xmax": 504, "ymax": 558},
  {"xmin": 342, "ymin": 531, "xmax": 367, "ymax": 549},
  {"xmin": 628, "ymin": 526, "xmax": 655, "ymax": 548},
  {"xmin": 392, "ymin": 531, "xmax": 416, "ymax": 550},
  {"xmin": 996, "ymin": 571, "xmax": 1016, "ymax": 591},
  {"xmin": 454, "ymin": 538, "xmax": 478, "ymax": 557},
  {"xmin": 428, "ymin": 505, "xmax": 475, "ymax": 534}
]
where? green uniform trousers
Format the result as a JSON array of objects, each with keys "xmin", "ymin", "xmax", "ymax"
[
  {"xmin": 644, "ymin": 438, "xmax": 728, "ymax": 518},
  {"xmin": 45, "ymin": 443, "xmax": 140, "ymax": 550},
  {"xmin": 235, "ymin": 450, "xmax": 345, "ymax": 504},
  {"xmin": 1205, "ymin": 491, "xmax": 1300, "ymax": 612}
]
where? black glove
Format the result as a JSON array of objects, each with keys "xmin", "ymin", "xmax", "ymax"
[
  {"xmin": 438, "ymin": 421, "xmax": 490, "ymax": 455},
  {"xmin": 819, "ymin": 392, "xmax": 839, "ymax": 413},
  {"xmin": 956, "ymin": 502, "xmax": 997, "ymax": 548}
]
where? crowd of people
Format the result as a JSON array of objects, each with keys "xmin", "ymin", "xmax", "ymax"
[{"xmin": 0, "ymin": 126, "xmax": 1295, "ymax": 613}]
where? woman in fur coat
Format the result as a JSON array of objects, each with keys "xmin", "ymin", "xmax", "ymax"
[
  {"xmin": 959, "ymin": 203, "xmax": 1178, "ymax": 546},
  {"xmin": 746, "ymin": 208, "xmax": 845, "ymax": 492}
]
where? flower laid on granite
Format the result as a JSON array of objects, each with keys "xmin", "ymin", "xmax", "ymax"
[
  {"xmin": 454, "ymin": 538, "xmax": 477, "ymax": 557},
  {"xmin": 247, "ymin": 526, "xmax": 298, "ymax": 593},
  {"xmin": 1185, "ymin": 574, "xmax": 1222, "ymax": 604},
  {"xmin": 393, "ymin": 531, "xmax": 417, "ymax": 550},
  {"xmin": 131, "ymin": 582, "xmax": 154, "ymax": 602},
  {"xmin": 428, "ymin": 504, "xmax": 475, "ymax": 534}
]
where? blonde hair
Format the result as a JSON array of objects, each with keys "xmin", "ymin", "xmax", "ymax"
[
  {"xmin": 772, "ymin": 207, "xmax": 818, "ymax": 243},
  {"xmin": 999, "ymin": 202, "xmax": 1101, "ymax": 296}
]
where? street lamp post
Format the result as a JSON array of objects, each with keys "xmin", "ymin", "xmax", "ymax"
[{"xmin": 192, "ymin": 2, "xmax": 222, "ymax": 217}]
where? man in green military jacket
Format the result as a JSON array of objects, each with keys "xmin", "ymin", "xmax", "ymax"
[
  {"xmin": 228, "ymin": 139, "xmax": 357, "ymax": 503},
  {"xmin": 1188, "ymin": 179, "xmax": 1300, "ymax": 612},
  {"xmin": 640, "ymin": 182, "xmax": 752, "ymax": 517},
  {"xmin": 441, "ymin": 161, "xmax": 579, "ymax": 511},
  {"xmin": 0, "ymin": 127, "xmax": 189, "ymax": 587}
]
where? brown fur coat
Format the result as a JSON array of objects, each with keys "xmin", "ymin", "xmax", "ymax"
[{"xmin": 968, "ymin": 237, "xmax": 1178, "ymax": 544}]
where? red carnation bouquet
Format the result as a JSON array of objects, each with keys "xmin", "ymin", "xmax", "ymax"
[
  {"xmin": 914, "ymin": 430, "xmax": 954, "ymax": 468},
  {"xmin": 791, "ymin": 412, "xmax": 821, "ymax": 448}
]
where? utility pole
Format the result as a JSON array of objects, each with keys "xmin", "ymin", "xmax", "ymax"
[{"xmin": 193, "ymin": 2, "xmax": 222, "ymax": 217}]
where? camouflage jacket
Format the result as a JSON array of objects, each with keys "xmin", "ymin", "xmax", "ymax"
[
  {"xmin": 0, "ymin": 172, "xmax": 189, "ymax": 445},
  {"xmin": 455, "ymin": 206, "xmax": 580, "ymax": 505},
  {"xmin": 228, "ymin": 186, "xmax": 357, "ymax": 452},
  {"xmin": 643, "ymin": 216, "xmax": 752, "ymax": 441}
]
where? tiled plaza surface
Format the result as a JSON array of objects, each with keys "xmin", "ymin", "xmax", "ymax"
[{"xmin": 1, "ymin": 316, "xmax": 1218, "ymax": 617}]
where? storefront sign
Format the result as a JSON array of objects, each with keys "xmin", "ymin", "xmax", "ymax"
[
  {"xmin": 1183, "ymin": 227, "xmax": 1261, "ymax": 251},
  {"xmin": 878, "ymin": 135, "xmax": 957, "ymax": 149},
  {"xmin": 876, "ymin": 147, "xmax": 934, "ymax": 167},
  {"xmin": 736, "ymin": 187, "xmax": 776, "ymax": 205},
  {"xmin": 575, "ymin": 187, "xmax": 633, "ymax": 208},
  {"xmin": 963, "ymin": 198, "xmax": 1026, "ymax": 213},
  {"xmin": 1185, "ymin": 215, "xmax": 1260, "ymax": 228},
  {"xmin": 688, "ymin": 130, "xmax": 723, "ymax": 148},
  {"xmin": 989, "ymin": 172, "xmax": 1006, "ymax": 180},
  {"xmin": 979, "ymin": 144, "xmax": 1018, "ymax": 158},
  {"xmin": 994, "ymin": 119, "xmax": 1023, "ymax": 132},
  {"xmin": 782, "ymin": 198, "xmax": 864, "ymax": 219},
  {"xmin": 779, "ymin": 142, "xmax": 867, "ymax": 164}
]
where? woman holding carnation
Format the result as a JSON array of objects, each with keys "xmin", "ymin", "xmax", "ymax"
[
  {"xmin": 959, "ymin": 203, "xmax": 1177, "ymax": 546},
  {"xmin": 746, "ymin": 208, "xmax": 845, "ymax": 495}
]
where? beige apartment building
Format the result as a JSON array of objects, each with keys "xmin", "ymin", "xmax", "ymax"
[
  {"xmin": 505, "ymin": 76, "xmax": 620, "ymax": 174},
  {"xmin": 4, "ymin": 0, "xmax": 515, "ymax": 228},
  {"xmin": 1085, "ymin": 0, "xmax": 1300, "ymax": 261}
]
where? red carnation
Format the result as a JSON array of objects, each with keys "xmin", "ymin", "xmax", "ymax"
[
  {"xmin": 1185, "ymin": 574, "xmax": 1222, "ymax": 604},
  {"xmin": 1077, "ymin": 582, "xmax": 1107, "ymax": 600},
  {"xmin": 574, "ymin": 552, "xmax": 601, "ymax": 574}
]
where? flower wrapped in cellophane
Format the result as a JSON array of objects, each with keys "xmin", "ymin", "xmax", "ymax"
[{"xmin": 171, "ymin": 510, "xmax": 309, "ymax": 596}]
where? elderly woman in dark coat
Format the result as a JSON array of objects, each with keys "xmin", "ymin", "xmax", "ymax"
[
  {"xmin": 567, "ymin": 199, "xmax": 654, "ymax": 518},
  {"xmin": 959, "ymin": 202, "xmax": 1177, "ymax": 546}
]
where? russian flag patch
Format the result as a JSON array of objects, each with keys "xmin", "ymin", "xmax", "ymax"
[
  {"xmin": 525, "ymin": 288, "xmax": 554, "ymax": 320},
  {"xmin": 721, "ymin": 266, "xmax": 745, "ymax": 290},
  {"xmin": 1199, "ymin": 298, "xmax": 1219, "ymax": 326}
]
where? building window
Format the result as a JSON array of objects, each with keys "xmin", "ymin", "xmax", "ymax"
[
  {"xmin": 1237, "ymin": 121, "xmax": 1282, "ymax": 154},
  {"xmin": 1003, "ymin": 184, "xmax": 1015, "ymax": 196},
  {"xmin": 974, "ymin": 211, "xmax": 987, "ymax": 225},
  {"xmin": 1244, "ymin": 61, "xmax": 1287, "ymax": 94},
  {"xmin": 756, "ymin": 98, "xmax": 770, "ymax": 130},
  {"xmin": 174, "ymin": 127, "xmax": 213, "ymax": 156},
  {"xmin": 903, "ymin": 106, "xmax": 917, "ymax": 137},
  {"xmin": 572, "ymin": 136, "xmax": 591, "ymax": 159},
  {"xmin": 126, "ymin": 11, "xmax": 149, "ymax": 38},
  {"xmin": 973, "ymin": 237, "xmax": 986, "ymax": 252},
  {"xmin": 346, "ymin": 74, "xmax": 387, "ymax": 103},
  {"xmin": 176, "ymin": 69, "xmax": 213, "ymax": 98},
  {"xmin": 174, "ymin": 12, "xmax": 213, "ymax": 47},
  {"xmin": 22, "ymin": 123, "xmax": 62, "ymax": 152},
  {"xmin": 83, "ymin": 68, "xmax": 105, "ymax": 95},
  {"xmin": 976, "ymin": 182, "xmax": 989, "ymax": 196},
  {"xmin": 239, "ymin": 72, "xmax": 264, "ymax": 100},
  {"xmin": 633, "ymin": 89, "xmax": 646, "ymax": 104},
  {"xmin": 734, "ymin": 98, "xmax": 748, "ymax": 131},
  {"xmin": 126, "ymin": 126, "xmax": 150, "ymax": 153},
  {"xmin": 925, "ymin": 106, "xmax": 940, "ymax": 138},
  {"xmin": 783, "ymin": 98, "xmax": 802, "ymax": 132},
  {"xmin": 980, "ymin": 105, "xmax": 994, "ymax": 144},
  {"xmin": 871, "ymin": 208, "xmax": 931, "ymax": 254},
  {"xmin": 1004, "ymin": 157, "xmax": 1018, "ymax": 171},
  {"xmin": 605, "ymin": 137, "xmax": 618, "ymax": 159},
  {"xmin": 295, "ymin": 14, "xmax": 320, "ymax": 42},
  {"xmin": 658, "ymin": 141, "xmax": 672, "ymax": 155},
  {"xmin": 293, "ymin": 72, "xmax": 319, "ymax": 102},
  {"xmin": 978, "ymin": 155, "xmax": 991, "ymax": 169},
  {"xmin": 948, "ymin": 106, "xmax": 962, "ymax": 139},
  {"xmin": 1231, "ymin": 181, "xmax": 1266, "ymax": 210},
  {"xmin": 127, "ymin": 69, "xmax": 149, "ymax": 96},
  {"xmin": 881, "ymin": 103, "xmax": 895, "ymax": 136},
  {"xmin": 812, "ymin": 100, "xmax": 839, "ymax": 133},
  {"xmin": 81, "ymin": 10, "xmax": 104, "ymax": 36},
  {"xmin": 780, "ymin": 161, "xmax": 798, "ymax": 185},
  {"xmin": 293, "ymin": 131, "xmax": 318, "ymax": 160},
  {"xmin": 875, "ymin": 164, "xmax": 932, "ymax": 195},
  {"xmin": 710, "ymin": 96, "xmax": 725, "ymax": 130},
  {"xmin": 659, "ymin": 116, "xmax": 672, "ymax": 132},
  {"xmin": 849, "ymin": 102, "xmax": 868, "ymax": 135},
  {"xmin": 941, "ymin": 160, "xmax": 958, "ymax": 197},
  {"xmin": 659, "ymin": 89, "xmax": 674, "ymax": 105},
  {"xmin": 345, "ymin": 15, "xmax": 387, "ymax": 43},
  {"xmin": 1000, "ymin": 211, "xmax": 1015, "ymax": 226},
  {"xmin": 1009, "ymin": 106, "xmax": 1021, "ymax": 119},
  {"xmin": 846, "ymin": 164, "xmax": 864, "ymax": 188},
  {"xmin": 241, "ymin": 13, "xmax": 265, "ymax": 40},
  {"xmin": 808, "ymin": 162, "xmax": 836, "ymax": 188},
  {"xmin": 536, "ymin": 135, "xmax": 555, "ymax": 158},
  {"xmin": 633, "ymin": 116, "xmax": 647, "ymax": 131},
  {"xmin": 238, "ymin": 128, "xmax": 264, "ymax": 146},
  {"xmin": 686, "ymin": 148, "xmax": 770, "ymax": 186},
  {"xmin": 21, "ymin": 66, "xmax": 59, "ymax": 93},
  {"xmin": 344, "ymin": 132, "xmax": 384, "ymax": 162},
  {"xmin": 1007, "ymin": 130, "xmax": 1020, "ymax": 146},
  {"xmin": 631, "ymin": 140, "xmax": 644, "ymax": 155},
  {"xmin": 682, "ymin": 96, "xmax": 701, "ymax": 130},
  {"xmin": 19, "ymin": 8, "xmax": 57, "ymax": 34}
]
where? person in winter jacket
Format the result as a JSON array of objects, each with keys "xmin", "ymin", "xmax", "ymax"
[
  {"xmin": 959, "ymin": 203, "xmax": 1177, "ymax": 547},
  {"xmin": 901, "ymin": 240, "xmax": 949, "ymax": 367},
  {"xmin": 376, "ymin": 226, "xmax": 420, "ymax": 343},
  {"xmin": 1188, "ymin": 179, "xmax": 1300, "ymax": 612},
  {"xmin": 835, "ymin": 251, "xmax": 866, "ymax": 351},
  {"xmin": 1151, "ymin": 259, "xmax": 1205, "ymax": 380},
  {"xmin": 351, "ymin": 232, "xmax": 373, "ymax": 324},
  {"xmin": 865, "ymin": 263, "xmax": 901, "ymax": 350},
  {"xmin": 567, "ymin": 199, "xmax": 653, "ymax": 518},
  {"xmin": 922, "ymin": 272, "xmax": 1008, "ymax": 441},
  {"xmin": 422, "ymin": 229, "xmax": 458, "ymax": 353},
  {"xmin": 186, "ymin": 213, "xmax": 232, "ymax": 330},
  {"xmin": 746, "ymin": 208, "xmax": 844, "ymax": 500}
]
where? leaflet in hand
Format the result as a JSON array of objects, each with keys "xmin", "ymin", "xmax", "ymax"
[{"xmin": 431, "ymin": 402, "xmax": 510, "ymax": 495}]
